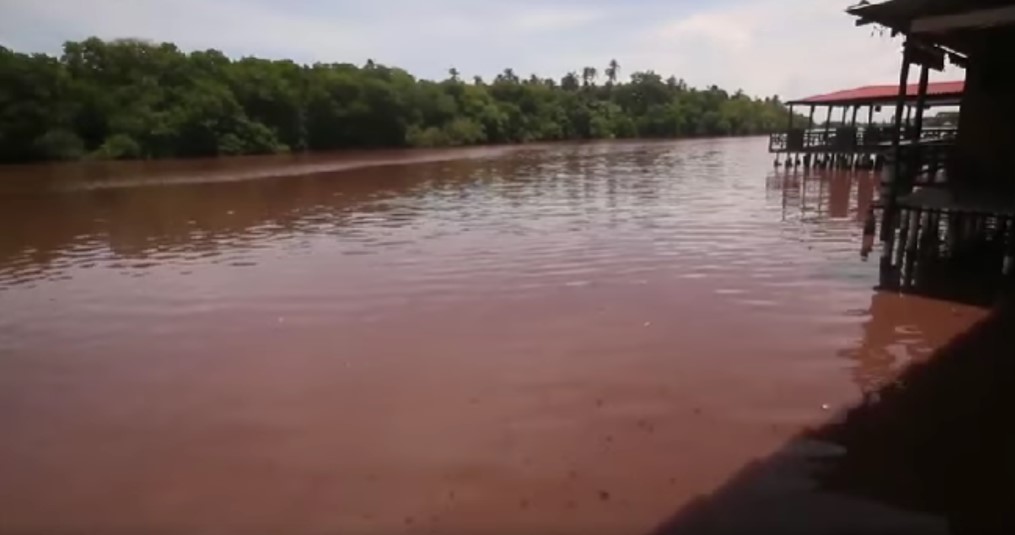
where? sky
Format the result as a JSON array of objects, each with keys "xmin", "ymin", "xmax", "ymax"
[{"xmin": 0, "ymin": 0, "xmax": 960, "ymax": 100}]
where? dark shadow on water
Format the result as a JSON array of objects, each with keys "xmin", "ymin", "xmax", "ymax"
[
  {"xmin": 649, "ymin": 294, "xmax": 1015, "ymax": 534},
  {"xmin": 812, "ymin": 300, "xmax": 1015, "ymax": 533},
  {"xmin": 879, "ymin": 255, "xmax": 1015, "ymax": 309}
]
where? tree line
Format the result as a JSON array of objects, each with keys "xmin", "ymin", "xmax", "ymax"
[{"xmin": 0, "ymin": 38, "xmax": 794, "ymax": 163}]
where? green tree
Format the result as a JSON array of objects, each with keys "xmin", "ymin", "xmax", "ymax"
[
  {"xmin": 0, "ymin": 38, "xmax": 797, "ymax": 161},
  {"xmin": 605, "ymin": 59, "xmax": 620, "ymax": 86},
  {"xmin": 561, "ymin": 72, "xmax": 580, "ymax": 92}
]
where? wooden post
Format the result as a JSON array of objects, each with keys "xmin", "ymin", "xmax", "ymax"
[
  {"xmin": 786, "ymin": 105, "xmax": 795, "ymax": 164},
  {"xmin": 881, "ymin": 46, "xmax": 912, "ymax": 287},
  {"xmin": 824, "ymin": 106, "xmax": 833, "ymax": 146},
  {"xmin": 806, "ymin": 105, "xmax": 815, "ymax": 156},
  {"xmin": 904, "ymin": 105, "xmax": 913, "ymax": 139},
  {"xmin": 911, "ymin": 64, "xmax": 931, "ymax": 185},
  {"xmin": 889, "ymin": 49, "xmax": 912, "ymax": 201},
  {"xmin": 913, "ymin": 64, "xmax": 930, "ymax": 144},
  {"xmin": 896, "ymin": 207, "xmax": 913, "ymax": 279},
  {"xmin": 850, "ymin": 105, "xmax": 860, "ymax": 163},
  {"xmin": 864, "ymin": 105, "xmax": 876, "ymax": 157}
]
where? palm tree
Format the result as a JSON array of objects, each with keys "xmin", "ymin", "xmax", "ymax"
[
  {"xmin": 605, "ymin": 59, "xmax": 620, "ymax": 86},
  {"xmin": 561, "ymin": 72, "xmax": 580, "ymax": 91},
  {"xmin": 448, "ymin": 67, "xmax": 460, "ymax": 82},
  {"xmin": 581, "ymin": 66, "xmax": 598, "ymax": 88},
  {"xmin": 502, "ymin": 68, "xmax": 518, "ymax": 83},
  {"xmin": 473, "ymin": 75, "xmax": 484, "ymax": 86}
]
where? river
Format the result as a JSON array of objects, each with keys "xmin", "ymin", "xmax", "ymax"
[{"xmin": 0, "ymin": 138, "xmax": 988, "ymax": 534}]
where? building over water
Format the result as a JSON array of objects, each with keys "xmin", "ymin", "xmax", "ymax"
[
  {"xmin": 775, "ymin": 0, "xmax": 1015, "ymax": 304},
  {"xmin": 770, "ymin": 81, "xmax": 962, "ymax": 170}
]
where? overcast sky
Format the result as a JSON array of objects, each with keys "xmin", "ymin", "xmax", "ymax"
[{"xmin": 0, "ymin": 0, "xmax": 960, "ymax": 100}]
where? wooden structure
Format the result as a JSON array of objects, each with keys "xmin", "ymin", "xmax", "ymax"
[
  {"xmin": 847, "ymin": 0, "xmax": 1015, "ymax": 302},
  {"xmin": 769, "ymin": 81, "xmax": 962, "ymax": 170}
]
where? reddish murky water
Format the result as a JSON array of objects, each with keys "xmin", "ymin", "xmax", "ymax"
[{"xmin": 0, "ymin": 139, "xmax": 988, "ymax": 534}]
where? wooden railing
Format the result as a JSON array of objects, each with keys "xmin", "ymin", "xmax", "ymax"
[{"xmin": 769, "ymin": 126, "xmax": 957, "ymax": 153}]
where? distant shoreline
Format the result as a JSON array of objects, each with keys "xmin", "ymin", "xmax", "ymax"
[{"xmin": 2, "ymin": 37, "xmax": 792, "ymax": 164}]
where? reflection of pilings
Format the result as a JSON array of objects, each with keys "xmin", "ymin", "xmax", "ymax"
[
  {"xmin": 780, "ymin": 151, "xmax": 905, "ymax": 172},
  {"xmin": 775, "ymin": 153, "xmax": 800, "ymax": 169}
]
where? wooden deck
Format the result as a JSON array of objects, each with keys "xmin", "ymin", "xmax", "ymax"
[{"xmin": 769, "ymin": 126, "xmax": 957, "ymax": 155}]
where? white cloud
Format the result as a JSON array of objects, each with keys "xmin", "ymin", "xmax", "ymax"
[{"xmin": 654, "ymin": 11, "xmax": 754, "ymax": 52}]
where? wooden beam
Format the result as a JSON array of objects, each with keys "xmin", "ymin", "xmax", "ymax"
[
  {"xmin": 906, "ymin": 41, "xmax": 946, "ymax": 71},
  {"xmin": 913, "ymin": 65, "xmax": 930, "ymax": 143},
  {"xmin": 912, "ymin": 5, "xmax": 1015, "ymax": 34},
  {"xmin": 884, "ymin": 50, "xmax": 912, "ymax": 245},
  {"xmin": 948, "ymin": 52, "xmax": 968, "ymax": 69}
]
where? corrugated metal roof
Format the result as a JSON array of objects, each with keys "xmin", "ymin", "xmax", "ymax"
[{"xmin": 789, "ymin": 81, "xmax": 964, "ymax": 105}]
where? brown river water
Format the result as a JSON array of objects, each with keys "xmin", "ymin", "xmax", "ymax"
[{"xmin": 0, "ymin": 138, "xmax": 989, "ymax": 534}]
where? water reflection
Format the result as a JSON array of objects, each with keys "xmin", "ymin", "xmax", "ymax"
[
  {"xmin": 766, "ymin": 167, "xmax": 877, "ymax": 224},
  {"xmin": 0, "ymin": 139, "xmax": 993, "ymax": 534}
]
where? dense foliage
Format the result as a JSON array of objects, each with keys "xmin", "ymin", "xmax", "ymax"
[{"xmin": 1, "ymin": 38, "xmax": 794, "ymax": 162}]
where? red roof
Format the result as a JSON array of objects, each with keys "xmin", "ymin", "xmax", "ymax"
[{"xmin": 790, "ymin": 81, "xmax": 964, "ymax": 105}]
